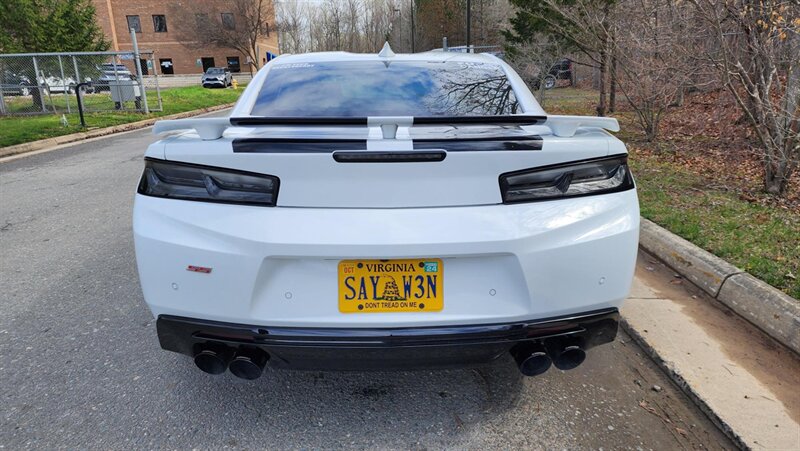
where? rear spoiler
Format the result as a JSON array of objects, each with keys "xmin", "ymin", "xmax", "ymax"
[{"xmin": 152, "ymin": 115, "xmax": 618, "ymax": 140}]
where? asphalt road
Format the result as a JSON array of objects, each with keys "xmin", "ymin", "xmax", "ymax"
[{"xmin": 0, "ymin": 121, "xmax": 734, "ymax": 449}]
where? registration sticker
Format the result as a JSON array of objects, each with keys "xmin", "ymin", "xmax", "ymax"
[{"xmin": 338, "ymin": 258, "xmax": 443, "ymax": 313}]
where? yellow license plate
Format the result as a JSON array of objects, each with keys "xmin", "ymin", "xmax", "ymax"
[{"xmin": 338, "ymin": 258, "xmax": 443, "ymax": 313}]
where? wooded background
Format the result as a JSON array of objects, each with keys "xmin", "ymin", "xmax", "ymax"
[{"xmin": 275, "ymin": 0, "xmax": 798, "ymax": 197}]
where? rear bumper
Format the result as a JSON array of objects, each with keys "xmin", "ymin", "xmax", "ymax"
[
  {"xmin": 157, "ymin": 308, "xmax": 619, "ymax": 370},
  {"xmin": 134, "ymin": 190, "xmax": 639, "ymax": 328}
]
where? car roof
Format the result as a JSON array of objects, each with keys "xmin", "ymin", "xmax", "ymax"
[
  {"xmin": 230, "ymin": 46, "xmax": 545, "ymax": 117},
  {"xmin": 272, "ymin": 50, "xmax": 501, "ymax": 65}
]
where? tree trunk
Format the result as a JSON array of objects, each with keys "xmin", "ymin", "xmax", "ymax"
[
  {"xmin": 764, "ymin": 158, "xmax": 788, "ymax": 195},
  {"xmin": 597, "ymin": 2, "xmax": 610, "ymax": 117},
  {"xmin": 251, "ymin": 42, "xmax": 260, "ymax": 69},
  {"xmin": 646, "ymin": 116, "xmax": 658, "ymax": 142},
  {"xmin": 596, "ymin": 48, "xmax": 607, "ymax": 117},
  {"xmin": 538, "ymin": 80, "xmax": 547, "ymax": 109},
  {"xmin": 609, "ymin": 48, "xmax": 617, "ymax": 113},
  {"xmin": 672, "ymin": 86, "xmax": 685, "ymax": 107},
  {"xmin": 32, "ymin": 87, "xmax": 46, "ymax": 111}
]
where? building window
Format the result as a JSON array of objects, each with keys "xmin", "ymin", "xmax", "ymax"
[
  {"xmin": 159, "ymin": 58, "xmax": 174, "ymax": 75},
  {"xmin": 221, "ymin": 13, "xmax": 235, "ymax": 31},
  {"xmin": 194, "ymin": 13, "xmax": 208, "ymax": 30},
  {"xmin": 201, "ymin": 57, "xmax": 215, "ymax": 72},
  {"xmin": 126, "ymin": 15, "xmax": 141, "ymax": 33},
  {"xmin": 152, "ymin": 15, "xmax": 168, "ymax": 33},
  {"xmin": 227, "ymin": 56, "xmax": 241, "ymax": 73},
  {"xmin": 263, "ymin": 22, "xmax": 270, "ymax": 37}
]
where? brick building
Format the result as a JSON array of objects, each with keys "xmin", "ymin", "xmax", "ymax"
[{"xmin": 91, "ymin": 0, "xmax": 279, "ymax": 75}]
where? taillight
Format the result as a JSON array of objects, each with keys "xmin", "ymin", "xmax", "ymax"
[
  {"xmin": 499, "ymin": 155, "xmax": 634, "ymax": 203},
  {"xmin": 137, "ymin": 158, "xmax": 279, "ymax": 206}
]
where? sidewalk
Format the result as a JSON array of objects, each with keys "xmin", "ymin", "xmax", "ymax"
[{"xmin": 625, "ymin": 251, "xmax": 800, "ymax": 449}]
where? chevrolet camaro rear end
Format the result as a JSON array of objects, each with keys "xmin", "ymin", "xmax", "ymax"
[{"xmin": 133, "ymin": 46, "xmax": 639, "ymax": 380}]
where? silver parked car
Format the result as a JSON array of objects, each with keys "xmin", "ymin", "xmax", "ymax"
[
  {"xmin": 201, "ymin": 67, "xmax": 232, "ymax": 88},
  {"xmin": 94, "ymin": 67, "xmax": 136, "ymax": 92}
]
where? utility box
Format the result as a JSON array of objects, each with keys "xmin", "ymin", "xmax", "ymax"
[{"xmin": 109, "ymin": 80, "xmax": 140, "ymax": 104}]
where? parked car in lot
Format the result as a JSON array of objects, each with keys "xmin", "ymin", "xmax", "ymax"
[
  {"xmin": 137, "ymin": 44, "xmax": 638, "ymax": 381},
  {"xmin": 2, "ymin": 71, "xmax": 93, "ymax": 98},
  {"xmin": 99, "ymin": 63, "xmax": 130, "ymax": 73},
  {"xmin": 523, "ymin": 58, "xmax": 574, "ymax": 90},
  {"xmin": 201, "ymin": 67, "xmax": 232, "ymax": 88},
  {"xmin": 93, "ymin": 68, "xmax": 136, "ymax": 92},
  {"xmin": 0, "ymin": 70, "xmax": 33, "ymax": 96},
  {"xmin": 37, "ymin": 75, "xmax": 79, "ymax": 94},
  {"xmin": 550, "ymin": 58, "xmax": 573, "ymax": 82}
]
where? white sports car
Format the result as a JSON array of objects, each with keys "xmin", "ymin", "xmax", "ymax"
[{"xmin": 134, "ymin": 44, "xmax": 639, "ymax": 380}]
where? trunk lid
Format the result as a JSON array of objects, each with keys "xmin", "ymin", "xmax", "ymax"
[{"xmin": 161, "ymin": 125, "xmax": 612, "ymax": 208}]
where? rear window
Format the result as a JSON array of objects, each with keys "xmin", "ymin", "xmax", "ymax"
[{"xmin": 251, "ymin": 60, "xmax": 519, "ymax": 117}]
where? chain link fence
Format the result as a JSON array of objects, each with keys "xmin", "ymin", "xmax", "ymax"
[
  {"xmin": 0, "ymin": 51, "xmax": 163, "ymax": 116},
  {"xmin": 151, "ymin": 73, "xmax": 254, "ymax": 89}
]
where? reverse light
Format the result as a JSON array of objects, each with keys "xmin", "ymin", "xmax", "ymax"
[
  {"xmin": 500, "ymin": 155, "xmax": 634, "ymax": 203},
  {"xmin": 138, "ymin": 158, "xmax": 279, "ymax": 206}
]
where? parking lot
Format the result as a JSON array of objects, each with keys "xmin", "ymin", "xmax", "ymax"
[{"xmin": 0, "ymin": 120, "xmax": 733, "ymax": 449}]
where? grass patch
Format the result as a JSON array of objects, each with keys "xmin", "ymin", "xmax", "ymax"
[
  {"xmin": 545, "ymin": 87, "xmax": 799, "ymax": 298},
  {"xmin": 0, "ymin": 86, "xmax": 242, "ymax": 148},
  {"xmin": 631, "ymin": 154, "xmax": 799, "ymax": 298},
  {"xmin": 537, "ymin": 87, "xmax": 600, "ymax": 115}
]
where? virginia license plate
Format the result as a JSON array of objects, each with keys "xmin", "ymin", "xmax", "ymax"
[{"xmin": 338, "ymin": 258, "xmax": 443, "ymax": 313}]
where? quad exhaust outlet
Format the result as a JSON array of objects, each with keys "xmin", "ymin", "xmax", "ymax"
[
  {"xmin": 511, "ymin": 343, "xmax": 552, "ymax": 377},
  {"xmin": 194, "ymin": 337, "xmax": 586, "ymax": 379},
  {"xmin": 229, "ymin": 348, "xmax": 270, "ymax": 380},
  {"xmin": 512, "ymin": 338, "xmax": 587, "ymax": 376},
  {"xmin": 193, "ymin": 345, "xmax": 270, "ymax": 379},
  {"xmin": 193, "ymin": 345, "xmax": 233, "ymax": 375},
  {"xmin": 547, "ymin": 338, "xmax": 587, "ymax": 371}
]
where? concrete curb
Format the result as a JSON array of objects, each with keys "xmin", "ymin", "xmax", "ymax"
[
  {"xmin": 639, "ymin": 218, "xmax": 800, "ymax": 355},
  {"xmin": 619, "ymin": 318, "xmax": 749, "ymax": 450},
  {"xmin": 0, "ymin": 103, "xmax": 235, "ymax": 159}
]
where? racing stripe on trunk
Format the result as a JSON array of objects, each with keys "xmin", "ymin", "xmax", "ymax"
[
  {"xmin": 233, "ymin": 139, "xmax": 368, "ymax": 153},
  {"xmin": 413, "ymin": 136, "xmax": 542, "ymax": 152},
  {"xmin": 233, "ymin": 136, "xmax": 542, "ymax": 153}
]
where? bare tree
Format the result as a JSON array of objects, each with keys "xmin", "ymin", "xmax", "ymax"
[
  {"xmin": 505, "ymin": 36, "xmax": 569, "ymax": 109},
  {"xmin": 276, "ymin": 0, "xmax": 308, "ymax": 53},
  {"xmin": 194, "ymin": 0, "xmax": 275, "ymax": 70},
  {"xmin": 508, "ymin": 0, "xmax": 617, "ymax": 116},
  {"xmin": 471, "ymin": 0, "xmax": 516, "ymax": 47},
  {"xmin": 278, "ymin": 0, "xmax": 399, "ymax": 54},
  {"xmin": 611, "ymin": 0, "xmax": 698, "ymax": 141},
  {"xmin": 363, "ymin": 0, "xmax": 398, "ymax": 51},
  {"xmin": 278, "ymin": 0, "xmax": 511, "ymax": 55},
  {"xmin": 690, "ymin": 0, "xmax": 800, "ymax": 195}
]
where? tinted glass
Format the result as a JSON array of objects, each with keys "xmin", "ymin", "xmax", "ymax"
[
  {"xmin": 126, "ymin": 15, "xmax": 141, "ymax": 33},
  {"xmin": 153, "ymin": 15, "xmax": 167, "ymax": 32},
  {"xmin": 207, "ymin": 68, "xmax": 224, "ymax": 74},
  {"xmin": 251, "ymin": 61, "xmax": 519, "ymax": 117},
  {"xmin": 221, "ymin": 13, "xmax": 235, "ymax": 30}
]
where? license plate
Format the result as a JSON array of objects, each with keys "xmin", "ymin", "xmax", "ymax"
[{"xmin": 338, "ymin": 258, "xmax": 443, "ymax": 313}]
